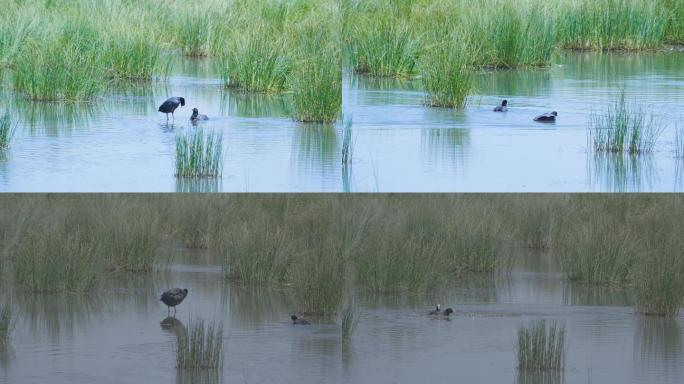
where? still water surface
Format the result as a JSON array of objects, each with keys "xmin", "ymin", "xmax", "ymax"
[
  {"xmin": 1, "ymin": 52, "xmax": 684, "ymax": 191},
  {"xmin": 1, "ymin": 250, "xmax": 682, "ymax": 384}
]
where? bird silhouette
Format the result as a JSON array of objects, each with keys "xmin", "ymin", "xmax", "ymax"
[
  {"xmin": 160, "ymin": 288, "xmax": 188, "ymax": 316},
  {"xmin": 158, "ymin": 97, "xmax": 186, "ymax": 121}
]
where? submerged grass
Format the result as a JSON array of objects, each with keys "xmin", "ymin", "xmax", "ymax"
[
  {"xmin": 176, "ymin": 319, "xmax": 224, "ymax": 370},
  {"xmin": 341, "ymin": 304, "xmax": 360, "ymax": 343},
  {"xmin": 517, "ymin": 320, "xmax": 565, "ymax": 371},
  {"xmin": 0, "ymin": 111, "xmax": 15, "ymax": 150},
  {"xmin": 0, "ymin": 303, "xmax": 14, "ymax": 344},
  {"xmin": 589, "ymin": 93, "xmax": 662, "ymax": 154},
  {"xmin": 175, "ymin": 130, "xmax": 223, "ymax": 178}
]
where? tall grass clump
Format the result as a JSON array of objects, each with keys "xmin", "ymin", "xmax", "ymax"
[
  {"xmin": 288, "ymin": 48, "xmax": 342, "ymax": 123},
  {"xmin": 341, "ymin": 304, "xmax": 360, "ymax": 343},
  {"xmin": 557, "ymin": 220, "xmax": 632, "ymax": 284},
  {"xmin": 219, "ymin": 28, "xmax": 290, "ymax": 93},
  {"xmin": 176, "ymin": 319, "xmax": 224, "ymax": 370},
  {"xmin": 103, "ymin": 32, "xmax": 166, "ymax": 81},
  {"xmin": 420, "ymin": 39, "xmax": 473, "ymax": 108},
  {"xmin": 349, "ymin": 16, "xmax": 418, "ymax": 77},
  {"xmin": 631, "ymin": 211, "xmax": 684, "ymax": 316},
  {"xmin": 517, "ymin": 320, "xmax": 566, "ymax": 371},
  {"xmin": 588, "ymin": 93, "xmax": 662, "ymax": 154},
  {"xmin": 177, "ymin": 10, "xmax": 214, "ymax": 57},
  {"xmin": 220, "ymin": 217, "xmax": 293, "ymax": 284},
  {"xmin": 175, "ymin": 130, "xmax": 223, "ymax": 178},
  {"xmin": 14, "ymin": 226, "xmax": 103, "ymax": 292},
  {"xmin": 0, "ymin": 303, "xmax": 14, "ymax": 345},
  {"xmin": 291, "ymin": 248, "xmax": 345, "ymax": 316},
  {"xmin": 13, "ymin": 35, "xmax": 106, "ymax": 102},
  {"xmin": 556, "ymin": 0, "xmax": 668, "ymax": 50},
  {"xmin": 0, "ymin": 111, "xmax": 16, "ymax": 150}
]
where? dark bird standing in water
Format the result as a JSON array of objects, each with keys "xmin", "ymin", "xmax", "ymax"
[
  {"xmin": 291, "ymin": 315, "xmax": 310, "ymax": 325},
  {"xmin": 494, "ymin": 99, "xmax": 508, "ymax": 112},
  {"xmin": 428, "ymin": 304, "xmax": 441, "ymax": 315},
  {"xmin": 534, "ymin": 111, "xmax": 557, "ymax": 122},
  {"xmin": 190, "ymin": 108, "xmax": 209, "ymax": 121},
  {"xmin": 160, "ymin": 288, "xmax": 188, "ymax": 316},
  {"xmin": 158, "ymin": 97, "xmax": 186, "ymax": 121}
]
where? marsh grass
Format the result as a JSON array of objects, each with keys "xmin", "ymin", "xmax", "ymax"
[
  {"xmin": 289, "ymin": 50, "xmax": 342, "ymax": 123},
  {"xmin": 291, "ymin": 247, "xmax": 345, "ymax": 316},
  {"xmin": 176, "ymin": 319, "xmax": 224, "ymax": 370},
  {"xmin": 0, "ymin": 303, "xmax": 14, "ymax": 345},
  {"xmin": 219, "ymin": 29, "xmax": 290, "ymax": 93},
  {"xmin": 350, "ymin": 16, "xmax": 418, "ymax": 77},
  {"xmin": 631, "ymin": 211, "xmax": 684, "ymax": 316},
  {"xmin": 557, "ymin": 220, "xmax": 633, "ymax": 284},
  {"xmin": 0, "ymin": 111, "xmax": 16, "ymax": 150},
  {"xmin": 341, "ymin": 304, "xmax": 360, "ymax": 343},
  {"xmin": 589, "ymin": 93, "xmax": 662, "ymax": 154},
  {"xmin": 13, "ymin": 37, "xmax": 106, "ymax": 102},
  {"xmin": 175, "ymin": 130, "xmax": 223, "ymax": 178},
  {"xmin": 342, "ymin": 119, "xmax": 354, "ymax": 166},
  {"xmin": 675, "ymin": 123, "xmax": 684, "ymax": 158},
  {"xmin": 517, "ymin": 320, "xmax": 565, "ymax": 371},
  {"xmin": 420, "ymin": 39, "xmax": 473, "ymax": 108},
  {"xmin": 556, "ymin": 0, "xmax": 668, "ymax": 50},
  {"xmin": 220, "ymin": 218, "xmax": 293, "ymax": 284}
]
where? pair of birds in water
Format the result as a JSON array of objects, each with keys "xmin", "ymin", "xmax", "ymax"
[
  {"xmin": 158, "ymin": 96, "xmax": 208, "ymax": 122},
  {"xmin": 291, "ymin": 305, "xmax": 453, "ymax": 325},
  {"xmin": 160, "ymin": 289, "xmax": 454, "ymax": 324},
  {"xmin": 493, "ymin": 99, "xmax": 558, "ymax": 122}
]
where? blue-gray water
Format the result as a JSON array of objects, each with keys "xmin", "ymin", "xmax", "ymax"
[
  {"xmin": 2, "ymin": 249, "xmax": 682, "ymax": 384},
  {"xmin": 1, "ymin": 52, "xmax": 684, "ymax": 191}
]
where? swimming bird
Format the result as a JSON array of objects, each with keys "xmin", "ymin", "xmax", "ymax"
[
  {"xmin": 190, "ymin": 108, "xmax": 209, "ymax": 121},
  {"xmin": 533, "ymin": 111, "xmax": 557, "ymax": 122},
  {"xmin": 428, "ymin": 304, "xmax": 441, "ymax": 315},
  {"xmin": 158, "ymin": 97, "xmax": 185, "ymax": 121},
  {"xmin": 494, "ymin": 99, "xmax": 508, "ymax": 112},
  {"xmin": 440, "ymin": 308, "xmax": 454, "ymax": 318},
  {"xmin": 291, "ymin": 315, "xmax": 310, "ymax": 325},
  {"xmin": 160, "ymin": 288, "xmax": 188, "ymax": 316}
]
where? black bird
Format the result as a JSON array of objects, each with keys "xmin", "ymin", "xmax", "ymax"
[
  {"xmin": 190, "ymin": 108, "xmax": 209, "ymax": 121},
  {"xmin": 533, "ymin": 111, "xmax": 557, "ymax": 122},
  {"xmin": 428, "ymin": 304, "xmax": 441, "ymax": 315},
  {"xmin": 440, "ymin": 308, "xmax": 454, "ymax": 318},
  {"xmin": 158, "ymin": 97, "xmax": 186, "ymax": 121},
  {"xmin": 494, "ymin": 99, "xmax": 508, "ymax": 112},
  {"xmin": 160, "ymin": 288, "xmax": 188, "ymax": 316},
  {"xmin": 291, "ymin": 314, "xmax": 310, "ymax": 325}
]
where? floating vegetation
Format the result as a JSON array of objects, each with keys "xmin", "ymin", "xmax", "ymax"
[
  {"xmin": 176, "ymin": 319, "xmax": 224, "ymax": 371},
  {"xmin": 175, "ymin": 130, "xmax": 223, "ymax": 178},
  {"xmin": 517, "ymin": 320, "xmax": 566, "ymax": 371},
  {"xmin": 588, "ymin": 93, "xmax": 662, "ymax": 154}
]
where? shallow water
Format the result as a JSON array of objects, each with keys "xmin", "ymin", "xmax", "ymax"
[
  {"xmin": 2, "ymin": 250, "xmax": 683, "ymax": 384},
  {"xmin": 1, "ymin": 52, "xmax": 684, "ymax": 191}
]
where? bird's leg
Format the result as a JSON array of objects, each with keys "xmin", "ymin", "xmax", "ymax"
[{"xmin": 167, "ymin": 306, "xmax": 170, "ymax": 316}]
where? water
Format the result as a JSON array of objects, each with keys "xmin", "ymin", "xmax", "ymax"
[
  {"xmin": 2, "ymin": 250, "xmax": 682, "ymax": 384},
  {"xmin": 1, "ymin": 52, "xmax": 684, "ymax": 192}
]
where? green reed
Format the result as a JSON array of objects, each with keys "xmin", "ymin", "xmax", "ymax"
[
  {"xmin": 176, "ymin": 319, "xmax": 224, "ymax": 370},
  {"xmin": 0, "ymin": 302, "xmax": 14, "ymax": 345},
  {"xmin": 0, "ymin": 111, "xmax": 15, "ymax": 150},
  {"xmin": 517, "ymin": 320, "xmax": 565, "ymax": 371},
  {"xmin": 175, "ymin": 130, "xmax": 223, "ymax": 178}
]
